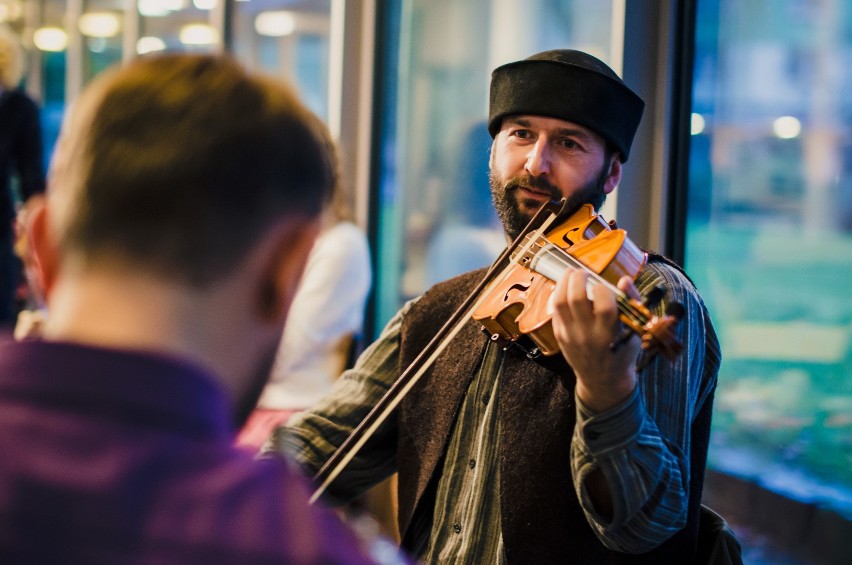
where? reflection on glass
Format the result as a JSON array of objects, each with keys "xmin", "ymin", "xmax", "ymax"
[
  {"xmin": 136, "ymin": 36, "xmax": 166, "ymax": 54},
  {"xmin": 232, "ymin": 0, "xmax": 331, "ymax": 120},
  {"xmin": 78, "ymin": 12, "xmax": 121, "ymax": 38},
  {"xmin": 0, "ymin": 0, "xmax": 25, "ymax": 23},
  {"xmin": 179, "ymin": 22, "xmax": 218, "ymax": 45},
  {"xmin": 254, "ymin": 10, "xmax": 297, "ymax": 36},
  {"xmin": 36, "ymin": 0, "xmax": 67, "ymax": 166},
  {"xmin": 81, "ymin": 1, "xmax": 123, "ymax": 83},
  {"xmin": 687, "ymin": 0, "xmax": 852, "ymax": 518},
  {"xmin": 373, "ymin": 0, "xmax": 616, "ymax": 331},
  {"xmin": 139, "ymin": 0, "xmax": 219, "ymax": 53},
  {"xmin": 33, "ymin": 27, "xmax": 67, "ymax": 52},
  {"xmin": 139, "ymin": 0, "xmax": 174, "ymax": 18}
]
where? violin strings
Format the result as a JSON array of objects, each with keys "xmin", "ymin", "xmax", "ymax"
[
  {"xmin": 516, "ymin": 237, "xmax": 681, "ymax": 355},
  {"xmin": 541, "ymin": 243, "xmax": 682, "ymax": 349},
  {"xmin": 537, "ymin": 242, "xmax": 649, "ymax": 327}
]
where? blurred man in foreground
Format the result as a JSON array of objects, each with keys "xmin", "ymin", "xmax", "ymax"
[{"xmin": 0, "ymin": 53, "xmax": 397, "ymax": 564}]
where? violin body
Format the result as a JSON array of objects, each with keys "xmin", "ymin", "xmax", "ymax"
[
  {"xmin": 542, "ymin": 206, "xmax": 646, "ymax": 286},
  {"xmin": 474, "ymin": 265, "xmax": 561, "ymax": 354},
  {"xmin": 472, "ymin": 203, "xmax": 680, "ymax": 359}
]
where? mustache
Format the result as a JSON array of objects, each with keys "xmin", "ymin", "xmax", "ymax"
[{"xmin": 504, "ymin": 175, "xmax": 562, "ymax": 200}]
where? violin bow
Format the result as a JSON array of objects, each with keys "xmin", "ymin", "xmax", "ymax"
[{"xmin": 308, "ymin": 199, "xmax": 568, "ymax": 504}]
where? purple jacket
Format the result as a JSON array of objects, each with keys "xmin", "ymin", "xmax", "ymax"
[{"xmin": 0, "ymin": 339, "xmax": 397, "ymax": 564}]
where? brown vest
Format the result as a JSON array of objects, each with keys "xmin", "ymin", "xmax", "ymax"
[{"xmin": 396, "ymin": 265, "xmax": 713, "ymax": 564}]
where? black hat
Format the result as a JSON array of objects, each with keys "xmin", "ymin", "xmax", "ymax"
[{"xmin": 488, "ymin": 49, "xmax": 645, "ymax": 161}]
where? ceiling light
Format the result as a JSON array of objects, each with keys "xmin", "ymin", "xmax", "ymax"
[
  {"xmin": 138, "ymin": 0, "xmax": 170, "ymax": 17},
  {"xmin": 255, "ymin": 11, "xmax": 296, "ymax": 37},
  {"xmin": 773, "ymin": 116, "xmax": 801, "ymax": 139},
  {"xmin": 691, "ymin": 113, "xmax": 705, "ymax": 135},
  {"xmin": 179, "ymin": 23, "xmax": 218, "ymax": 45},
  {"xmin": 33, "ymin": 27, "xmax": 68, "ymax": 52},
  {"xmin": 0, "ymin": 1, "xmax": 24, "ymax": 22},
  {"xmin": 78, "ymin": 12, "xmax": 121, "ymax": 38},
  {"xmin": 137, "ymin": 36, "xmax": 166, "ymax": 54}
]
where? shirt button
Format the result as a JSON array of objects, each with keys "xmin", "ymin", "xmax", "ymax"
[
  {"xmin": 468, "ymin": 459, "xmax": 476, "ymax": 469},
  {"xmin": 453, "ymin": 523, "xmax": 462, "ymax": 534}
]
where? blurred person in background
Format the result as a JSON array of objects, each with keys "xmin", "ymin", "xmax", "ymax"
[{"xmin": 0, "ymin": 23, "xmax": 45, "ymax": 329}]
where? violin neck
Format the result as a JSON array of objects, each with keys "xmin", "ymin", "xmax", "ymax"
[
  {"xmin": 525, "ymin": 241, "xmax": 622, "ymax": 296},
  {"xmin": 522, "ymin": 242, "xmax": 652, "ymax": 325}
]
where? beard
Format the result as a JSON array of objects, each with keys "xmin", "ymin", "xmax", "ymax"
[{"xmin": 489, "ymin": 167, "xmax": 609, "ymax": 241}]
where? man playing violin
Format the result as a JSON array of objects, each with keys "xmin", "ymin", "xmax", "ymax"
[{"xmin": 273, "ymin": 49, "xmax": 721, "ymax": 563}]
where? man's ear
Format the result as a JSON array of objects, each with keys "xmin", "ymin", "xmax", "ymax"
[
  {"xmin": 602, "ymin": 154, "xmax": 623, "ymax": 195},
  {"xmin": 21, "ymin": 195, "xmax": 59, "ymax": 305},
  {"xmin": 255, "ymin": 219, "xmax": 320, "ymax": 323}
]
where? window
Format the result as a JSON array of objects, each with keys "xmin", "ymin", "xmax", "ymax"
[
  {"xmin": 232, "ymin": 0, "xmax": 332, "ymax": 121},
  {"xmin": 687, "ymin": 0, "xmax": 852, "ymax": 516},
  {"xmin": 372, "ymin": 0, "xmax": 619, "ymax": 331},
  {"xmin": 80, "ymin": 0, "xmax": 123, "ymax": 83}
]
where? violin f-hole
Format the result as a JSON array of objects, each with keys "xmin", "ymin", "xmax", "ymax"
[
  {"xmin": 560, "ymin": 227, "xmax": 581, "ymax": 247},
  {"xmin": 503, "ymin": 276, "xmax": 536, "ymax": 302}
]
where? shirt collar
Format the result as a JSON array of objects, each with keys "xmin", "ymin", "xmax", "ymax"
[{"xmin": 0, "ymin": 338, "xmax": 235, "ymax": 440}]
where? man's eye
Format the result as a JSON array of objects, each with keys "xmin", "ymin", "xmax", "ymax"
[
  {"xmin": 512, "ymin": 129, "xmax": 531, "ymax": 139},
  {"xmin": 560, "ymin": 138, "xmax": 580, "ymax": 149}
]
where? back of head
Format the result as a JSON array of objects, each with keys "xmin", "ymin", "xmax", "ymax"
[
  {"xmin": 488, "ymin": 49, "xmax": 645, "ymax": 161},
  {"xmin": 0, "ymin": 23, "xmax": 24, "ymax": 88},
  {"xmin": 50, "ymin": 53, "xmax": 334, "ymax": 286}
]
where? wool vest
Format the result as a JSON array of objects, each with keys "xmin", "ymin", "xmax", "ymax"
[{"xmin": 396, "ymin": 261, "xmax": 714, "ymax": 563}]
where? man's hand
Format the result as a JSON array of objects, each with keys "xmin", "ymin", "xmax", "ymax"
[{"xmin": 551, "ymin": 270, "xmax": 642, "ymax": 413}]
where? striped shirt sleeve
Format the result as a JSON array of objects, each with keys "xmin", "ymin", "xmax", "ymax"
[
  {"xmin": 571, "ymin": 261, "xmax": 718, "ymax": 553},
  {"xmin": 266, "ymin": 300, "xmax": 416, "ymax": 503}
]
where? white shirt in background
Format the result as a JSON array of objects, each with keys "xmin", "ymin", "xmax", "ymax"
[{"xmin": 258, "ymin": 221, "xmax": 372, "ymax": 410}]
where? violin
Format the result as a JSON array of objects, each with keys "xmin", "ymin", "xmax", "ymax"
[
  {"xmin": 309, "ymin": 198, "xmax": 682, "ymax": 503},
  {"xmin": 472, "ymin": 202, "xmax": 683, "ymax": 360}
]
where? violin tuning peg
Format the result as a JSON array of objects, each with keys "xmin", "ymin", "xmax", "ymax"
[{"xmin": 643, "ymin": 285, "xmax": 667, "ymax": 309}]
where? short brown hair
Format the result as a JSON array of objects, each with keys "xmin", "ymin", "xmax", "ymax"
[{"xmin": 54, "ymin": 53, "xmax": 334, "ymax": 286}]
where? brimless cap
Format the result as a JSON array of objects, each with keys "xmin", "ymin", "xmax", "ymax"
[{"xmin": 488, "ymin": 49, "xmax": 645, "ymax": 161}]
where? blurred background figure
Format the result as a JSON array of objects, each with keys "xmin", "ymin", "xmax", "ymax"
[
  {"xmin": 424, "ymin": 119, "xmax": 504, "ymax": 286},
  {"xmin": 233, "ymin": 133, "xmax": 393, "ymax": 541},
  {"xmin": 237, "ymin": 158, "xmax": 372, "ymax": 450},
  {"xmin": 0, "ymin": 23, "xmax": 45, "ymax": 330}
]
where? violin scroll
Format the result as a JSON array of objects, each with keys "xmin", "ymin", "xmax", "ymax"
[{"xmin": 612, "ymin": 294, "xmax": 684, "ymax": 362}]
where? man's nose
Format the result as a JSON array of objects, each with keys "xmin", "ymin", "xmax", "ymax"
[{"xmin": 525, "ymin": 139, "xmax": 551, "ymax": 176}]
